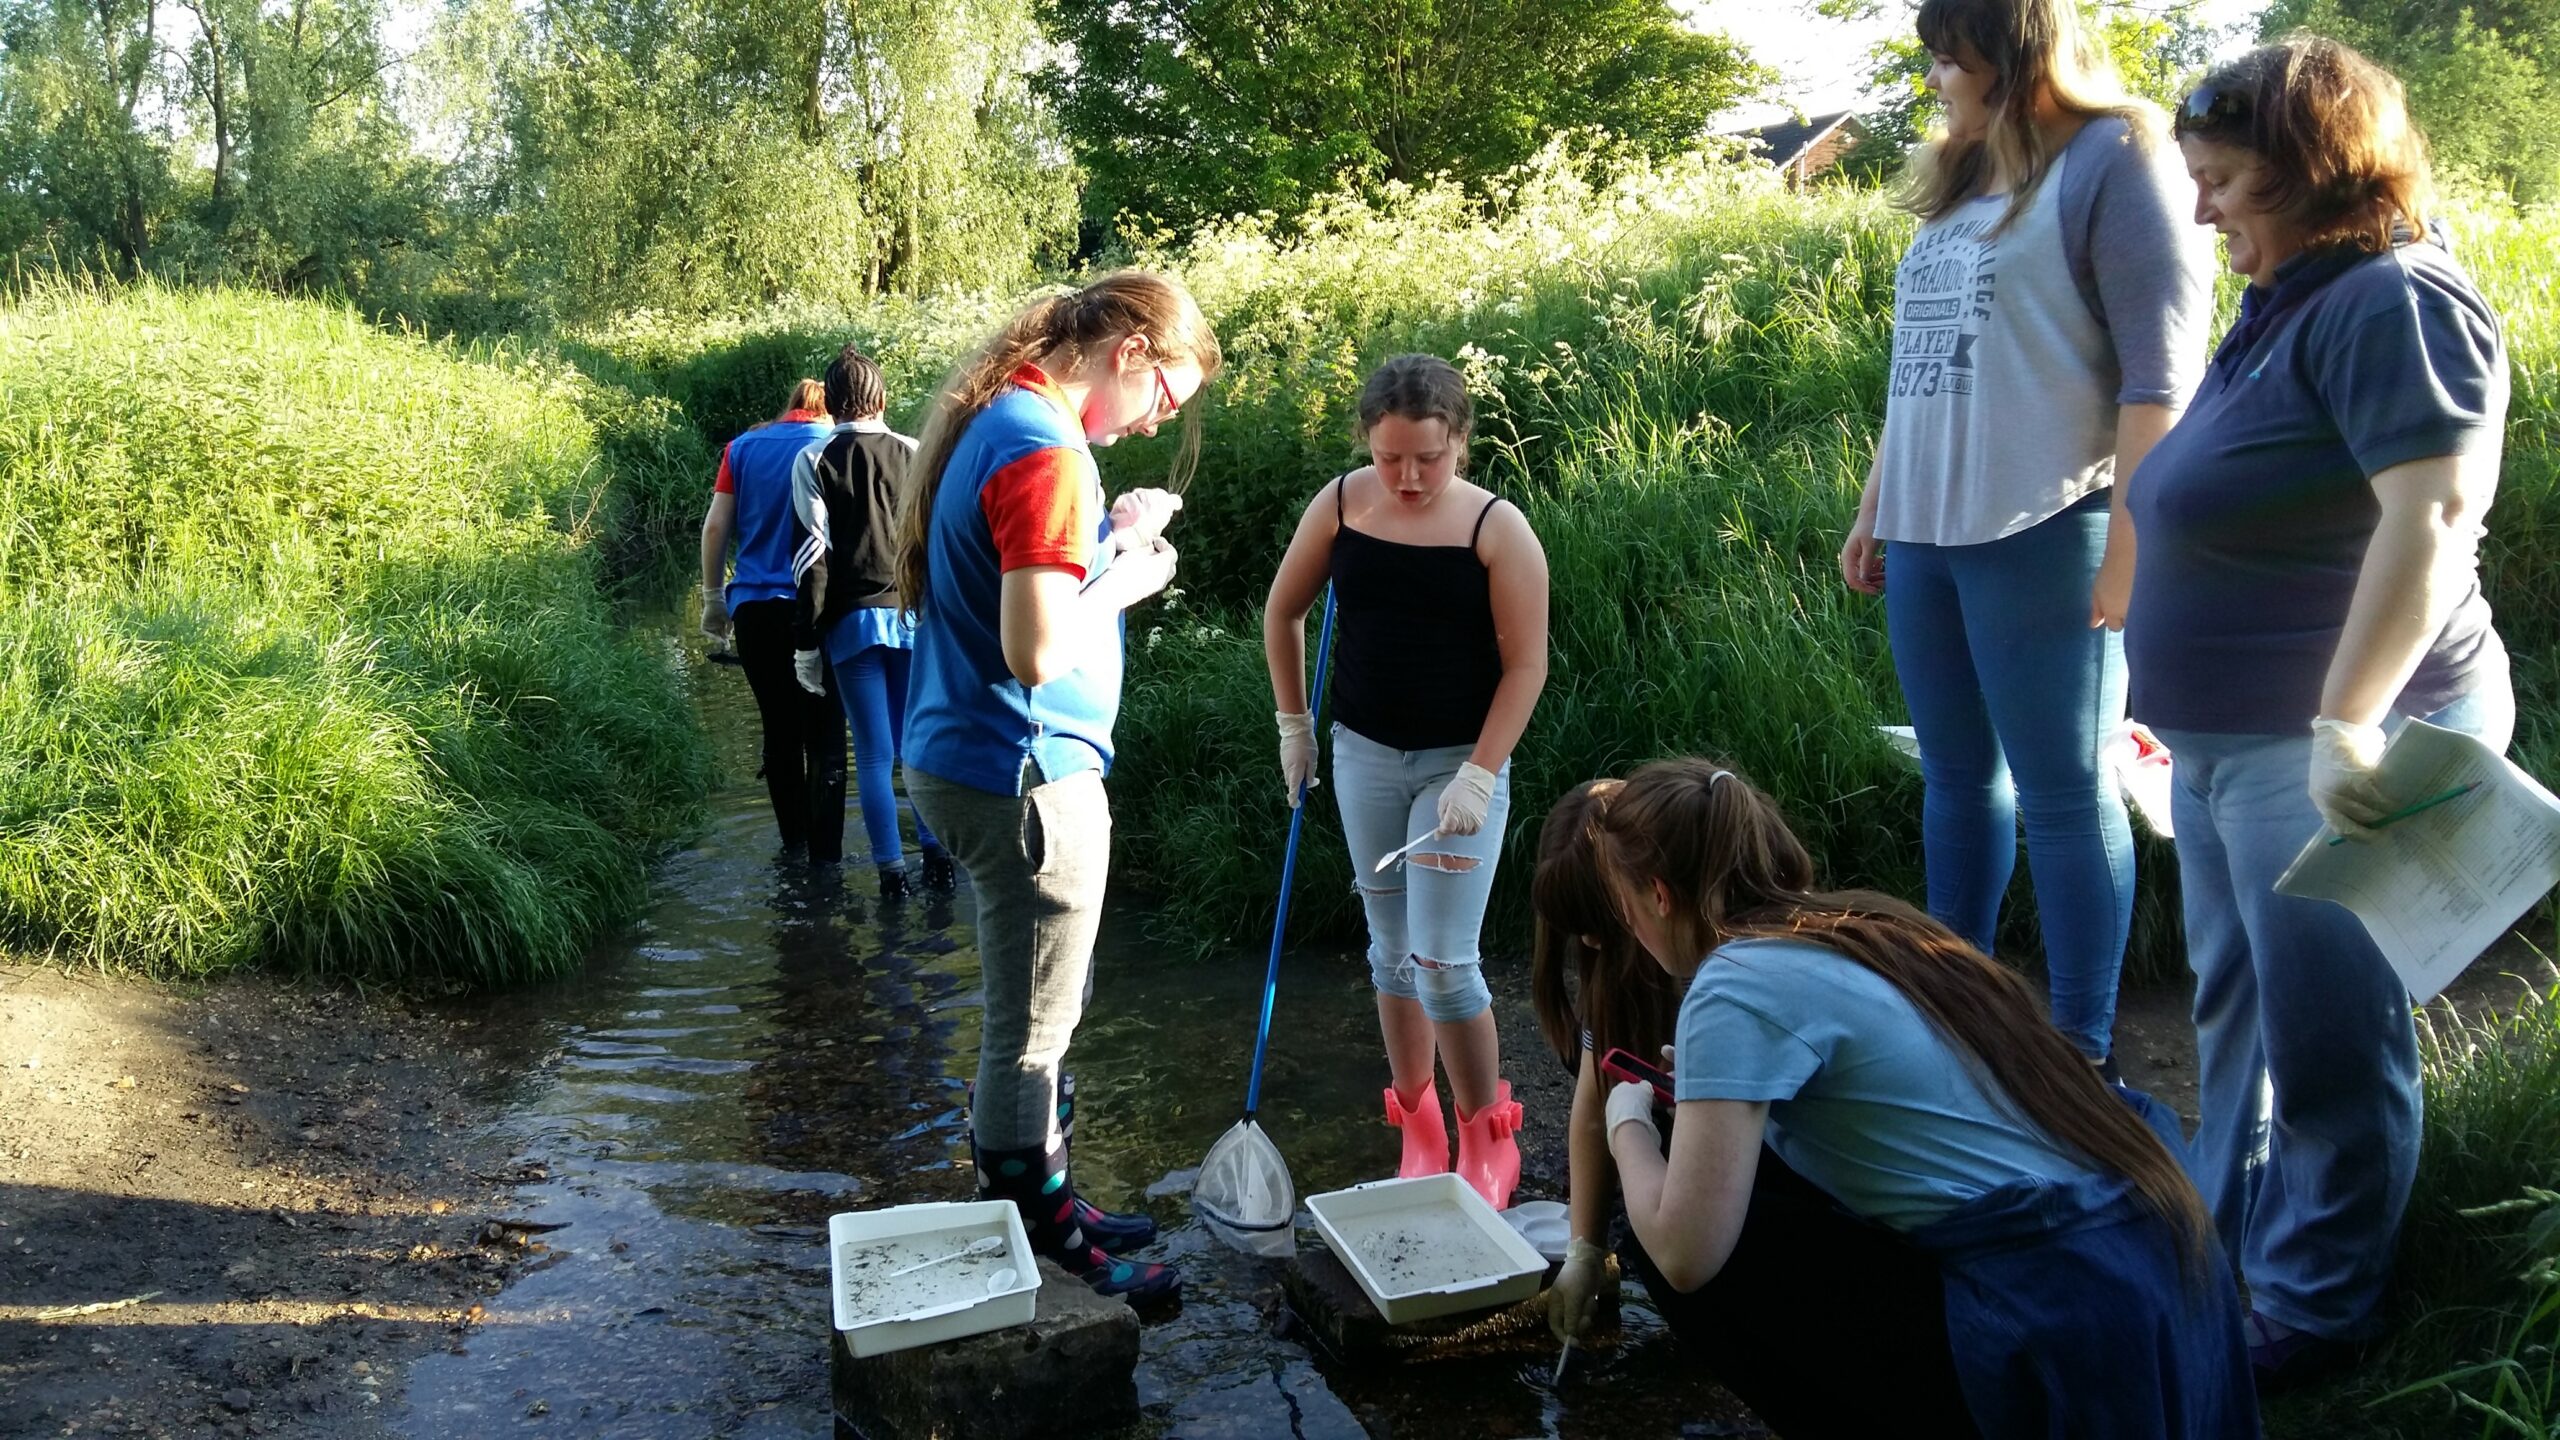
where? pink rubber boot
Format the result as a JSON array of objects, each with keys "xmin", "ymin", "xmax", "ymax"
[
  {"xmin": 1454, "ymin": 1081, "xmax": 1524, "ymax": 1210},
  {"xmin": 1384, "ymin": 1084, "xmax": 1450, "ymax": 1178}
]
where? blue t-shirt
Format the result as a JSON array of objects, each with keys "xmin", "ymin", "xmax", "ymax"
[
  {"xmin": 2126, "ymin": 240, "xmax": 2508, "ymax": 733},
  {"xmin": 825, "ymin": 605, "xmax": 916, "ymax": 665},
  {"xmin": 718, "ymin": 415, "xmax": 833, "ymax": 609},
  {"xmin": 1673, "ymin": 937, "xmax": 2093, "ymax": 1231},
  {"xmin": 903, "ymin": 370, "xmax": 1124, "ymax": 796}
]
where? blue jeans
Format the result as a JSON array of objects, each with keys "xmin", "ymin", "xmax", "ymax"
[
  {"xmin": 2158, "ymin": 671, "xmax": 2515, "ymax": 1340},
  {"xmin": 1331, "ymin": 723, "xmax": 1507, "ymax": 1023},
  {"xmin": 1885, "ymin": 494, "xmax": 2132, "ymax": 1058},
  {"xmin": 832, "ymin": 643, "xmax": 938, "ymax": 870}
]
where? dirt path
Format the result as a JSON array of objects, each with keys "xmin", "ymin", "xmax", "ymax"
[{"xmin": 0, "ymin": 963, "xmax": 534, "ymax": 1440}]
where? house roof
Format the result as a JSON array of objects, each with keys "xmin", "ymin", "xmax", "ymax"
[{"xmin": 1725, "ymin": 110, "xmax": 1864, "ymax": 168}]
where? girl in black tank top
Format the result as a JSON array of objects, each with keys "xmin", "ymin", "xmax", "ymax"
[
  {"xmin": 1328, "ymin": 478, "xmax": 1509, "ymax": 750},
  {"xmin": 1261, "ymin": 353, "xmax": 1551, "ymax": 1211}
]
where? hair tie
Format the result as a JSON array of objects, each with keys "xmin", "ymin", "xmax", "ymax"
[{"xmin": 1709, "ymin": 770, "xmax": 1733, "ymax": 788}]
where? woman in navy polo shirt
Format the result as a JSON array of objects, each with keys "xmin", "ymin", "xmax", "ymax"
[
  {"xmin": 892, "ymin": 271, "xmax": 1216, "ymax": 1304},
  {"xmin": 2128, "ymin": 36, "xmax": 2513, "ymax": 1386}
]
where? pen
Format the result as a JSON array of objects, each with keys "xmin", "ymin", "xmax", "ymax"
[{"xmin": 2327, "ymin": 782, "xmax": 2479, "ymax": 846}]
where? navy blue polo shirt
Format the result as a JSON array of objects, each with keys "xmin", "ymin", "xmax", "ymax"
[{"xmin": 2125, "ymin": 239, "xmax": 2508, "ymax": 734}]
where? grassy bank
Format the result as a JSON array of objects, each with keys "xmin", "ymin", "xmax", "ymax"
[{"xmin": 0, "ymin": 283, "xmax": 713, "ymax": 985}]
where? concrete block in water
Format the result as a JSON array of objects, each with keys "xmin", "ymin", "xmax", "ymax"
[
  {"xmin": 831, "ymin": 1258, "xmax": 1139, "ymax": 1440},
  {"xmin": 1281, "ymin": 1240, "xmax": 1620, "ymax": 1365}
]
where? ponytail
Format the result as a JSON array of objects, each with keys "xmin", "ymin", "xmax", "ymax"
[{"xmin": 893, "ymin": 271, "xmax": 1220, "ymax": 614}]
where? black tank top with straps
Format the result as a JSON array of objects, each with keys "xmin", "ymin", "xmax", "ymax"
[{"xmin": 1327, "ymin": 476, "xmax": 1507, "ymax": 752}]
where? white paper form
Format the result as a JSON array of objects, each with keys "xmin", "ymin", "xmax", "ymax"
[{"xmin": 2273, "ymin": 720, "xmax": 2560, "ymax": 1003}]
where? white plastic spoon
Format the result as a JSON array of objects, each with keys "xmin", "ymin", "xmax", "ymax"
[
  {"xmin": 888, "ymin": 1235, "xmax": 1005, "ymax": 1277},
  {"xmin": 1372, "ymin": 828, "xmax": 1441, "ymax": 874}
]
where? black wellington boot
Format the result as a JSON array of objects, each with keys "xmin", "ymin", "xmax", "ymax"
[
  {"xmin": 1056, "ymin": 1073, "xmax": 1157, "ymax": 1253},
  {"xmin": 973, "ymin": 1133, "xmax": 1179, "ymax": 1305},
  {"xmin": 919, "ymin": 846, "xmax": 957, "ymax": 892}
]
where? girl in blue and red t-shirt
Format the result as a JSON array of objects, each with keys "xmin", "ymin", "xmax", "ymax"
[{"xmin": 893, "ymin": 272, "xmax": 1218, "ymax": 1304}]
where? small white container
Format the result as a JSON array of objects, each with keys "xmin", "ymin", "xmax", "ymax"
[
  {"xmin": 829, "ymin": 1200, "xmax": 1039, "ymax": 1357},
  {"xmin": 1305, "ymin": 1175, "xmax": 1549, "ymax": 1324}
]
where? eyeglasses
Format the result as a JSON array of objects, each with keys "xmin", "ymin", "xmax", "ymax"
[
  {"xmin": 2178, "ymin": 82, "xmax": 2251, "ymax": 133},
  {"xmin": 1151, "ymin": 365, "xmax": 1181, "ymax": 424}
]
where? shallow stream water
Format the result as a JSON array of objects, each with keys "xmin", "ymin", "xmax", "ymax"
[{"xmin": 391, "ymin": 647, "xmax": 1749, "ymax": 1438}]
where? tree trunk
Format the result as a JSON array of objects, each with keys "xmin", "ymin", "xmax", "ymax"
[
  {"xmin": 185, "ymin": 0, "xmax": 237, "ymax": 204},
  {"xmin": 798, "ymin": 2, "xmax": 826, "ymax": 142}
]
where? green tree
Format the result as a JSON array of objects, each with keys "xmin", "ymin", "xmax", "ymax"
[
  {"xmin": 164, "ymin": 0, "xmax": 443, "ymax": 295},
  {"xmin": 2260, "ymin": 0, "xmax": 2560, "ymax": 202},
  {"xmin": 0, "ymin": 0, "xmax": 171, "ymax": 272},
  {"xmin": 492, "ymin": 0, "xmax": 1078, "ymax": 319},
  {"xmin": 1039, "ymin": 0, "xmax": 1774, "ymax": 236}
]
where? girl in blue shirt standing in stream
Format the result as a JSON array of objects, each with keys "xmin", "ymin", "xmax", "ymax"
[
  {"xmin": 896, "ymin": 271, "xmax": 1213, "ymax": 1305},
  {"xmin": 1580, "ymin": 758, "xmax": 2255, "ymax": 1437}
]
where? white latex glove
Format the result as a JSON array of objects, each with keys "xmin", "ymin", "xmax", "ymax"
[
  {"xmin": 700, "ymin": 591, "xmax": 732, "ymax": 644},
  {"xmin": 1112, "ymin": 538, "xmax": 1179, "ymax": 607},
  {"xmin": 1277, "ymin": 711, "xmax": 1318, "ymax": 807},
  {"xmin": 1109, "ymin": 488, "xmax": 1183, "ymax": 551},
  {"xmin": 1545, "ymin": 1237, "xmax": 1608, "ymax": 1343},
  {"xmin": 793, "ymin": 648, "xmax": 827, "ymax": 696},
  {"xmin": 1435, "ymin": 761, "xmax": 1499, "ymax": 837},
  {"xmin": 2309, "ymin": 717, "xmax": 2391, "ymax": 837},
  {"xmin": 1605, "ymin": 1079, "xmax": 1660, "ymax": 1147}
]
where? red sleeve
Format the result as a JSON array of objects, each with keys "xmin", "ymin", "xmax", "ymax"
[
  {"xmin": 714, "ymin": 442, "xmax": 736, "ymax": 495},
  {"xmin": 980, "ymin": 446, "xmax": 1100, "ymax": 577}
]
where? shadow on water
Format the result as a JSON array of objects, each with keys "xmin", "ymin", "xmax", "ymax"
[{"xmin": 395, "ymin": 645, "xmax": 1745, "ymax": 1439}]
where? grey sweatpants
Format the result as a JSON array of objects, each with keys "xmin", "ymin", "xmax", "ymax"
[{"xmin": 909, "ymin": 765, "xmax": 1108, "ymax": 1152}]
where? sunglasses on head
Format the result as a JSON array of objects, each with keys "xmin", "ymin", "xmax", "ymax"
[{"xmin": 2179, "ymin": 81, "xmax": 2251, "ymax": 131}]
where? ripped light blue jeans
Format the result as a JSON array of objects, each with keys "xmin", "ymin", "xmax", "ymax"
[{"xmin": 1331, "ymin": 723, "xmax": 1508, "ymax": 1023}]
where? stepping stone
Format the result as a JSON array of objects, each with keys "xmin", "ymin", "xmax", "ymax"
[
  {"xmin": 831, "ymin": 1258, "xmax": 1139, "ymax": 1440},
  {"xmin": 1279, "ymin": 1240, "xmax": 1620, "ymax": 1365}
]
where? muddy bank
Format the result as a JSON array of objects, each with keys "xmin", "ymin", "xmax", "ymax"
[{"xmin": 0, "ymin": 965, "xmax": 533, "ymax": 1439}]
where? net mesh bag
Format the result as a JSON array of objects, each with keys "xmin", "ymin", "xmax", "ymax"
[{"xmin": 1193, "ymin": 1119, "xmax": 1295, "ymax": 1258}]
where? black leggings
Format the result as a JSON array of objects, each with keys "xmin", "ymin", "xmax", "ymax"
[
  {"xmin": 1619, "ymin": 1147, "xmax": 1979, "ymax": 1440},
  {"xmin": 731, "ymin": 599, "xmax": 847, "ymax": 863}
]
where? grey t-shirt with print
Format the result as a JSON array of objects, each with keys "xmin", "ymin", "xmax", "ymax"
[{"xmin": 1874, "ymin": 116, "xmax": 2216, "ymax": 548}]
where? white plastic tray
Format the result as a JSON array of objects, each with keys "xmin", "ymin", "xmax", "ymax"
[
  {"xmin": 1305, "ymin": 1175, "xmax": 1549, "ymax": 1324},
  {"xmin": 829, "ymin": 1200, "xmax": 1039, "ymax": 1357}
]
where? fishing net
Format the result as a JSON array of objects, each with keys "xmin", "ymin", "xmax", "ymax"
[{"xmin": 1194, "ymin": 1118, "xmax": 1295, "ymax": 1258}]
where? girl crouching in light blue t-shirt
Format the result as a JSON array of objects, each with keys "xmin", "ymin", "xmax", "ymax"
[{"xmin": 1580, "ymin": 758, "xmax": 2255, "ymax": 1439}]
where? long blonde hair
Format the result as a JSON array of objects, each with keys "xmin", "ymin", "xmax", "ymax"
[
  {"xmin": 893, "ymin": 271, "xmax": 1221, "ymax": 613},
  {"xmin": 1896, "ymin": 0, "xmax": 2158, "ymax": 232}
]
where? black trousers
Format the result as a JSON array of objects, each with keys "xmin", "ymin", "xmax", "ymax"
[
  {"xmin": 731, "ymin": 599, "xmax": 847, "ymax": 863},
  {"xmin": 1619, "ymin": 1147, "xmax": 1979, "ymax": 1440}
]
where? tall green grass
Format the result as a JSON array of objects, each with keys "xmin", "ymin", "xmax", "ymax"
[
  {"xmin": 2258, "ymin": 963, "xmax": 2560, "ymax": 1437},
  {"xmin": 0, "ymin": 282, "xmax": 712, "ymax": 984}
]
